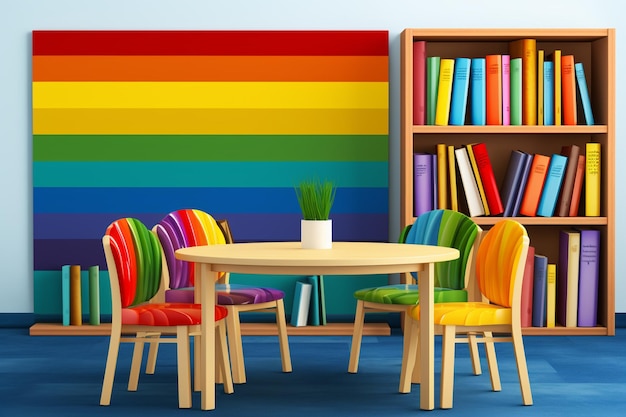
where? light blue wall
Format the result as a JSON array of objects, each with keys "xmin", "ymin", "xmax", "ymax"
[{"xmin": 1, "ymin": 0, "xmax": 623, "ymax": 313}]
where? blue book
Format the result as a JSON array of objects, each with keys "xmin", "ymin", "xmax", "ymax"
[
  {"xmin": 470, "ymin": 57, "xmax": 486, "ymax": 125},
  {"xmin": 537, "ymin": 154, "xmax": 568, "ymax": 217},
  {"xmin": 290, "ymin": 280, "xmax": 312, "ymax": 327},
  {"xmin": 543, "ymin": 61, "xmax": 554, "ymax": 125},
  {"xmin": 501, "ymin": 150, "xmax": 529, "ymax": 217},
  {"xmin": 532, "ymin": 254, "xmax": 548, "ymax": 327},
  {"xmin": 511, "ymin": 151, "xmax": 534, "ymax": 216},
  {"xmin": 449, "ymin": 57, "xmax": 471, "ymax": 125},
  {"xmin": 575, "ymin": 62, "xmax": 595, "ymax": 125},
  {"xmin": 61, "ymin": 265, "xmax": 70, "ymax": 326},
  {"xmin": 307, "ymin": 276, "xmax": 320, "ymax": 326}
]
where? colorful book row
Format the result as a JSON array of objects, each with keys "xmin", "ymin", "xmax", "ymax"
[
  {"xmin": 412, "ymin": 39, "xmax": 594, "ymax": 126},
  {"xmin": 290, "ymin": 276, "xmax": 326, "ymax": 327},
  {"xmin": 520, "ymin": 229, "xmax": 600, "ymax": 328},
  {"xmin": 62, "ymin": 264, "xmax": 100, "ymax": 326}
]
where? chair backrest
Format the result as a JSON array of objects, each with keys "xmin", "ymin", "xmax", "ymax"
[
  {"xmin": 403, "ymin": 209, "xmax": 481, "ymax": 290},
  {"xmin": 476, "ymin": 219, "xmax": 529, "ymax": 312},
  {"xmin": 103, "ymin": 218, "xmax": 163, "ymax": 309},
  {"xmin": 154, "ymin": 209, "xmax": 226, "ymax": 290}
]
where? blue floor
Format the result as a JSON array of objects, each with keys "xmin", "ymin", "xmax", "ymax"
[{"xmin": 1, "ymin": 327, "xmax": 625, "ymax": 416}]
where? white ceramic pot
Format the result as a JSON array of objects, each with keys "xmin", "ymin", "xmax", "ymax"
[{"xmin": 301, "ymin": 219, "xmax": 333, "ymax": 249}]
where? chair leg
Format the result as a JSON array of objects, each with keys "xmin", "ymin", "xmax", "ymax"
[
  {"xmin": 225, "ymin": 307, "xmax": 246, "ymax": 384},
  {"xmin": 274, "ymin": 299, "xmax": 293, "ymax": 373},
  {"xmin": 175, "ymin": 326, "xmax": 192, "ymax": 409},
  {"xmin": 399, "ymin": 317, "xmax": 419, "ymax": 393},
  {"xmin": 216, "ymin": 322, "xmax": 234, "ymax": 394},
  {"xmin": 145, "ymin": 334, "xmax": 160, "ymax": 375},
  {"xmin": 467, "ymin": 332, "xmax": 482, "ymax": 375},
  {"xmin": 193, "ymin": 334, "xmax": 201, "ymax": 391},
  {"xmin": 511, "ymin": 326, "xmax": 533, "ymax": 405},
  {"xmin": 100, "ymin": 330, "xmax": 122, "ymax": 406},
  {"xmin": 128, "ymin": 335, "xmax": 146, "ymax": 391},
  {"xmin": 348, "ymin": 300, "xmax": 366, "ymax": 373},
  {"xmin": 483, "ymin": 331, "xmax": 501, "ymax": 391},
  {"xmin": 440, "ymin": 325, "xmax": 457, "ymax": 409}
]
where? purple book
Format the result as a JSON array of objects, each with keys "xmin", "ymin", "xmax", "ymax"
[
  {"xmin": 413, "ymin": 153, "xmax": 434, "ymax": 217},
  {"xmin": 577, "ymin": 229, "xmax": 600, "ymax": 327},
  {"xmin": 531, "ymin": 254, "xmax": 547, "ymax": 327}
]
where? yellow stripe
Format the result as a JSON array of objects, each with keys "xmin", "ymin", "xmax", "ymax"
[
  {"xmin": 32, "ymin": 81, "xmax": 388, "ymax": 109},
  {"xmin": 33, "ymin": 108, "xmax": 388, "ymax": 135}
]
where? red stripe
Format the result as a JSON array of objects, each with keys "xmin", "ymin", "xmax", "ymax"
[{"xmin": 32, "ymin": 30, "xmax": 388, "ymax": 56}]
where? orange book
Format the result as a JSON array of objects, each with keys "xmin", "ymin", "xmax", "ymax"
[
  {"xmin": 561, "ymin": 54, "xmax": 577, "ymax": 125},
  {"xmin": 519, "ymin": 153, "xmax": 550, "ymax": 216},
  {"xmin": 70, "ymin": 265, "xmax": 82, "ymax": 326},
  {"xmin": 436, "ymin": 143, "xmax": 448, "ymax": 209},
  {"xmin": 485, "ymin": 54, "xmax": 502, "ymax": 125},
  {"xmin": 547, "ymin": 50, "xmax": 562, "ymax": 125},
  {"xmin": 509, "ymin": 38, "xmax": 538, "ymax": 125}
]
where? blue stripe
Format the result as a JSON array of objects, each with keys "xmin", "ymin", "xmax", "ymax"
[
  {"xmin": 33, "ymin": 161, "xmax": 388, "ymax": 188},
  {"xmin": 33, "ymin": 187, "xmax": 388, "ymax": 214}
]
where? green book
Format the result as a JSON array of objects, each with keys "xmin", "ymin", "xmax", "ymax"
[
  {"xmin": 88, "ymin": 265, "xmax": 100, "ymax": 325},
  {"xmin": 510, "ymin": 57, "xmax": 523, "ymax": 125},
  {"xmin": 426, "ymin": 56, "xmax": 441, "ymax": 125}
]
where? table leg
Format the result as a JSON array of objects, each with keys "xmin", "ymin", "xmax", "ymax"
[
  {"xmin": 418, "ymin": 262, "xmax": 435, "ymax": 410},
  {"xmin": 198, "ymin": 263, "xmax": 217, "ymax": 410}
]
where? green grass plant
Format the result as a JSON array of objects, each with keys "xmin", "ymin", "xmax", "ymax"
[{"xmin": 295, "ymin": 179, "xmax": 336, "ymax": 220}]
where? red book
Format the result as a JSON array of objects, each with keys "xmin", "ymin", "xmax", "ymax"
[
  {"xmin": 485, "ymin": 54, "xmax": 502, "ymax": 125},
  {"xmin": 568, "ymin": 155, "xmax": 586, "ymax": 216},
  {"xmin": 471, "ymin": 142, "xmax": 504, "ymax": 215},
  {"xmin": 520, "ymin": 246, "xmax": 536, "ymax": 328},
  {"xmin": 519, "ymin": 154, "xmax": 550, "ymax": 216},
  {"xmin": 412, "ymin": 41, "xmax": 426, "ymax": 125},
  {"xmin": 561, "ymin": 55, "xmax": 577, "ymax": 125}
]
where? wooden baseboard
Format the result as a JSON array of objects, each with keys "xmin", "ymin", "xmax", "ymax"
[{"xmin": 29, "ymin": 322, "xmax": 391, "ymax": 337}]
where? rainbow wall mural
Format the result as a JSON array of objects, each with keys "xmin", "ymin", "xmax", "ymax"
[{"xmin": 32, "ymin": 30, "xmax": 389, "ymax": 318}]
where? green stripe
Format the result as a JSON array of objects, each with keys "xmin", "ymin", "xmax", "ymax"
[
  {"xmin": 33, "ymin": 134, "xmax": 388, "ymax": 162},
  {"xmin": 33, "ymin": 161, "xmax": 388, "ymax": 187}
]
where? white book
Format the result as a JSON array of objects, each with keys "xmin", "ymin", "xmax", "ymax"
[
  {"xmin": 290, "ymin": 281, "xmax": 312, "ymax": 327},
  {"xmin": 454, "ymin": 147, "xmax": 485, "ymax": 217}
]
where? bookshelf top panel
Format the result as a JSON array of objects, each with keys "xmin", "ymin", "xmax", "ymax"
[{"xmin": 402, "ymin": 28, "xmax": 614, "ymax": 42}]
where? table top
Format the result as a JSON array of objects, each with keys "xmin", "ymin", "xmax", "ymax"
[{"xmin": 175, "ymin": 241, "xmax": 459, "ymax": 275}]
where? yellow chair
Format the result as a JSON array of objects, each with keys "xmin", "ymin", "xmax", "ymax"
[
  {"xmin": 405, "ymin": 219, "xmax": 533, "ymax": 408},
  {"xmin": 100, "ymin": 217, "xmax": 233, "ymax": 408}
]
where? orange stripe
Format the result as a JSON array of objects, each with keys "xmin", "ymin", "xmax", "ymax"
[{"xmin": 32, "ymin": 55, "xmax": 388, "ymax": 82}]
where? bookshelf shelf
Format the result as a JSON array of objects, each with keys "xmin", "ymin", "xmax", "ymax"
[{"xmin": 400, "ymin": 28, "xmax": 615, "ymax": 336}]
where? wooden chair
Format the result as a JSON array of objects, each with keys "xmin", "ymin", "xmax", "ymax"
[
  {"xmin": 405, "ymin": 219, "xmax": 533, "ymax": 408},
  {"xmin": 150, "ymin": 209, "xmax": 292, "ymax": 384},
  {"xmin": 348, "ymin": 209, "xmax": 483, "ymax": 393},
  {"xmin": 100, "ymin": 217, "xmax": 233, "ymax": 408}
]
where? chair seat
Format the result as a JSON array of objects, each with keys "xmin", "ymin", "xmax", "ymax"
[
  {"xmin": 412, "ymin": 302, "xmax": 512, "ymax": 326},
  {"xmin": 122, "ymin": 303, "xmax": 228, "ymax": 326},
  {"xmin": 354, "ymin": 284, "xmax": 468, "ymax": 305},
  {"xmin": 165, "ymin": 284, "xmax": 285, "ymax": 305}
]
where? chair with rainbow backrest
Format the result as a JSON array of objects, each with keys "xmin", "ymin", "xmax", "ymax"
[
  {"xmin": 405, "ymin": 219, "xmax": 533, "ymax": 408},
  {"xmin": 152, "ymin": 209, "xmax": 292, "ymax": 385},
  {"xmin": 100, "ymin": 217, "xmax": 233, "ymax": 408},
  {"xmin": 348, "ymin": 209, "xmax": 483, "ymax": 393}
]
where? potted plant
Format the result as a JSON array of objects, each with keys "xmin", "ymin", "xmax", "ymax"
[{"xmin": 295, "ymin": 179, "xmax": 336, "ymax": 249}]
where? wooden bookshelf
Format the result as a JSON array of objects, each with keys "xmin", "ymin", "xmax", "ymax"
[{"xmin": 400, "ymin": 28, "xmax": 615, "ymax": 336}]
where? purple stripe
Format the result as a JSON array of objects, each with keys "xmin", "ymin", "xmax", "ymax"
[{"xmin": 34, "ymin": 239, "xmax": 105, "ymax": 270}]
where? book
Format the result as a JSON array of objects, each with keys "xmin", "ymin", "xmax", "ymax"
[
  {"xmin": 548, "ymin": 49, "xmax": 562, "ymax": 125},
  {"xmin": 585, "ymin": 143, "xmax": 601, "ymax": 216},
  {"xmin": 470, "ymin": 142, "xmax": 503, "ymax": 215},
  {"xmin": 470, "ymin": 57, "xmax": 486, "ymax": 126},
  {"xmin": 501, "ymin": 54, "xmax": 511, "ymax": 125},
  {"xmin": 509, "ymin": 38, "xmax": 537, "ymax": 125},
  {"xmin": 543, "ymin": 60, "xmax": 554, "ymax": 125},
  {"xmin": 575, "ymin": 62, "xmax": 595, "ymax": 125},
  {"xmin": 532, "ymin": 253, "xmax": 548, "ymax": 327},
  {"xmin": 509, "ymin": 57, "xmax": 522, "ymax": 125},
  {"xmin": 61, "ymin": 265, "xmax": 70, "ymax": 326},
  {"xmin": 465, "ymin": 144, "xmax": 490, "ymax": 215},
  {"xmin": 520, "ymin": 246, "xmax": 535, "ymax": 328},
  {"xmin": 436, "ymin": 144, "xmax": 448, "ymax": 209},
  {"xmin": 454, "ymin": 147, "xmax": 485, "ymax": 217},
  {"xmin": 412, "ymin": 41, "xmax": 427, "ymax": 125},
  {"xmin": 519, "ymin": 153, "xmax": 550, "ymax": 217},
  {"xmin": 569, "ymin": 155, "xmax": 586, "ymax": 216},
  {"xmin": 536, "ymin": 153, "xmax": 568, "ymax": 217},
  {"xmin": 500, "ymin": 150, "xmax": 530, "ymax": 217},
  {"xmin": 447, "ymin": 145, "xmax": 458, "ymax": 211},
  {"xmin": 307, "ymin": 275, "xmax": 321, "ymax": 326},
  {"xmin": 577, "ymin": 229, "xmax": 600, "ymax": 327},
  {"xmin": 449, "ymin": 57, "xmax": 471, "ymax": 126},
  {"xmin": 69, "ymin": 264, "xmax": 82, "ymax": 326},
  {"xmin": 432, "ymin": 153, "xmax": 438, "ymax": 209},
  {"xmin": 546, "ymin": 263, "xmax": 557, "ymax": 328},
  {"xmin": 557, "ymin": 230, "xmax": 581, "ymax": 328},
  {"xmin": 290, "ymin": 280, "xmax": 312, "ymax": 327},
  {"xmin": 434, "ymin": 58, "xmax": 455, "ymax": 126},
  {"xmin": 537, "ymin": 49, "xmax": 545, "ymax": 125},
  {"xmin": 426, "ymin": 56, "xmax": 441, "ymax": 125},
  {"xmin": 561, "ymin": 54, "xmax": 577, "ymax": 125},
  {"xmin": 318, "ymin": 275, "xmax": 327, "ymax": 326},
  {"xmin": 413, "ymin": 153, "xmax": 434, "ymax": 217},
  {"xmin": 511, "ymin": 152, "xmax": 534, "ymax": 217},
  {"xmin": 555, "ymin": 144, "xmax": 582, "ymax": 217},
  {"xmin": 485, "ymin": 54, "xmax": 502, "ymax": 125},
  {"xmin": 88, "ymin": 265, "xmax": 100, "ymax": 325}
]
